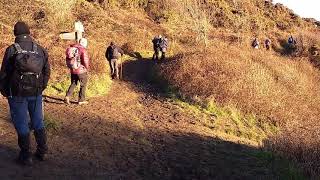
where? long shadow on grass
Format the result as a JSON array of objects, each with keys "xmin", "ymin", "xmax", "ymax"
[
  {"xmin": 121, "ymin": 53, "xmax": 179, "ymax": 98},
  {"xmin": 274, "ymin": 39, "xmax": 298, "ymax": 56},
  {"xmin": 0, "ymin": 112, "xmax": 302, "ymax": 179}
]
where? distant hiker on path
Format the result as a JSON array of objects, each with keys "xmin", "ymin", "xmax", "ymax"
[
  {"xmin": 252, "ymin": 38, "xmax": 259, "ymax": 49},
  {"xmin": 265, "ymin": 38, "xmax": 271, "ymax": 50},
  {"xmin": 105, "ymin": 42, "xmax": 124, "ymax": 80},
  {"xmin": 65, "ymin": 38, "xmax": 89, "ymax": 105},
  {"xmin": 0, "ymin": 21, "xmax": 50, "ymax": 165},
  {"xmin": 160, "ymin": 36, "xmax": 169, "ymax": 61},
  {"xmin": 152, "ymin": 35, "xmax": 162, "ymax": 61},
  {"xmin": 288, "ymin": 35, "xmax": 296, "ymax": 46}
]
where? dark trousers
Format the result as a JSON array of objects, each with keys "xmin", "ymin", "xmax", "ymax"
[
  {"xmin": 66, "ymin": 73, "xmax": 88, "ymax": 102},
  {"xmin": 266, "ymin": 44, "xmax": 270, "ymax": 50},
  {"xmin": 161, "ymin": 51, "xmax": 166, "ymax": 60},
  {"xmin": 152, "ymin": 48, "xmax": 160, "ymax": 61}
]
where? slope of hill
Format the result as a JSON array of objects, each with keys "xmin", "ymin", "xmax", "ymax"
[{"xmin": 0, "ymin": 0, "xmax": 320, "ymax": 178}]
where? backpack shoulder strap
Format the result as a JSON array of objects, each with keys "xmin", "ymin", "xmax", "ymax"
[
  {"xmin": 14, "ymin": 43, "xmax": 24, "ymax": 53},
  {"xmin": 32, "ymin": 43, "xmax": 38, "ymax": 53},
  {"xmin": 75, "ymin": 47, "xmax": 80, "ymax": 59}
]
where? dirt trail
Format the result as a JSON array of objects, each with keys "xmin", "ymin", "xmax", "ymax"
[{"xmin": 0, "ymin": 59, "xmax": 288, "ymax": 179}]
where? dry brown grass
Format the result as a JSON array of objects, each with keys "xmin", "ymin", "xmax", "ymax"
[
  {"xmin": 0, "ymin": 0, "xmax": 166, "ymax": 79},
  {"xmin": 1, "ymin": 0, "xmax": 320, "ymax": 177},
  {"xmin": 158, "ymin": 42, "xmax": 320, "ymax": 176}
]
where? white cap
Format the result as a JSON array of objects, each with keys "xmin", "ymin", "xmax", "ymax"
[{"xmin": 79, "ymin": 38, "xmax": 88, "ymax": 48}]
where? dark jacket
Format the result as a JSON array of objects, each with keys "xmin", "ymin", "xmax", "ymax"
[
  {"xmin": 152, "ymin": 37, "xmax": 161, "ymax": 50},
  {"xmin": 67, "ymin": 43, "xmax": 89, "ymax": 75},
  {"xmin": 105, "ymin": 45, "xmax": 124, "ymax": 61},
  {"xmin": 0, "ymin": 35, "xmax": 50, "ymax": 97}
]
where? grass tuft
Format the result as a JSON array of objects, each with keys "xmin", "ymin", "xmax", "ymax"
[{"xmin": 44, "ymin": 114, "xmax": 59, "ymax": 131}]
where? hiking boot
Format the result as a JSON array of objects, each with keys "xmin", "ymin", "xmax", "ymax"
[
  {"xmin": 17, "ymin": 134, "xmax": 33, "ymax": 166},
  {"xmin": 65, "ymin": 96, "xmax": 70, "ymax": 104},
  {"xmin": 78, "ymin": 101, "xmax": 88, "ymax": 105},
  {"xmin": 34, "ymin": 129, "xmax": 48, "ymax": 161},
  {"xmin": 17, "ymin": 152, "xmax": 33, "ymax": 166},
  {"xmin": 34, "ymin": 151, "xmax": 46, "ymax": 161}
]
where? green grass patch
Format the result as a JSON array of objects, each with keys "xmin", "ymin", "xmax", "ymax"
[
  {"xmin": 170, "ymin": 97, "xmax": 279, "ymax": 142},
  {"xmin": 86, "ymin": 74, "xmax": 112, "ymax": 97},
  {"xmin": 44, "ymin": 114, "xmax": 59, "ymax": 131},
  {"xmin": 45, "ymin": 73, "xmax": 112, "ymax": 98},
  {"xmin": 137, "ymin": 51, "xmax": 154, "ymax": 59},
  {"xmin": 254, "ymin": 151, "xmax": 306, "ymax": 180}
]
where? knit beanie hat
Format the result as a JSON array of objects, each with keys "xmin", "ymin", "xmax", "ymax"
[{"xmin": 14, "ymin": 21, "xmax": 30, "ymax": 36}]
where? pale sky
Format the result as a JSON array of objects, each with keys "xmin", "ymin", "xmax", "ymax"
[{"xmin": 273, "ymin": 0, "xmax": 320, "ymax": 20}]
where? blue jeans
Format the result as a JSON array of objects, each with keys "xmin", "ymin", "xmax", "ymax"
[{"xmin": 8, "ymin": 95, "xmax": 44, "ymax": 135}]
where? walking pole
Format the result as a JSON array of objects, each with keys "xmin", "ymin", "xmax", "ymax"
[{"xmin": 120, "ymin": 56, "xmax": 123, "ymax": 80}]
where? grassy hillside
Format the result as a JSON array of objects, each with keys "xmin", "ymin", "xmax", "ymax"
[
  {"xmin": 157, "ymin": 42, "xmax": 320, "ymax": 176},
  {"xmin": 1, "ymin": 0, "xmax": 320, "ymax": 178}
]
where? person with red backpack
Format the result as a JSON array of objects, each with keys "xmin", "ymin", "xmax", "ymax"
[
  {"xmin": 0, "ymin": 21, "xmax": 50, "ymax": 166},
  {"xmin": 65, "ymin": 38, "xmax": 90, "ymax": 105},
  {"xmin": 105, "ymin": 42, "xmax": 124, "ymax": 79}
]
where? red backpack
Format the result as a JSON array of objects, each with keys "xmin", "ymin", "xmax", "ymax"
[{"xmin": 66, "ymin": 46, "xmax": 81, "ymax": 69}]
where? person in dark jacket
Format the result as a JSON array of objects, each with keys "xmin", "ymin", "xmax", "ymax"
[
  {"xmin": 152, "ymin": 35, "xmax": 162, "ymax": 61},
  {"xmin": 0, "ymin": 21, "xmax": 50, "ymax": 166},
  {"xmin": 265, "ymin": 38, "xmax": 271, "ymax": 50},
  {"xmin": 288, "ymin": 35, "xmax": 296, "ymax": 45},
  {"xmin": 105, "ymin": 42, "xmax": 124, "ymax": 79},
  {"xmin": 65, "ymin": 38, "xmax": 90, "ymax": 105},
  {"xmin": 252, "ymin": 38, "xmax": 259, "ymax": 49}
]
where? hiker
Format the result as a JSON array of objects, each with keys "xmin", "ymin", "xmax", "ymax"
[
  {"xmin": 152, "ymin": 35, "xmax": 162, "ymax": 61},
  {"xmin": 0, "ymin": 21, "xmax": 50, "ymax": 165},
  {"xmin": 288, "ymin": 35, "xmax": 296, "ymax": 45},
  {"xmin": 265, "ymin": 38, "xmax": 271, "ymax": 50},
  {"xmin": 252, "ymin": 38, "xmax": 259, "ymax": 49},
  {"xmin": 160, "ymin": 36, "xmax": 168, "ymax": 61},
  {"xmin": 65, "ymin": 38, "xmax": 89, "ymax": 105},
  {"xmin": 105, "ymin": 42, "xmax": 124, "ymax": 79}
]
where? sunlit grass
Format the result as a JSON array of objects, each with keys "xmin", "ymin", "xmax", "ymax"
[{"xmin": 45, "ymin": 73, "xmax": 112, "ymax": 98}]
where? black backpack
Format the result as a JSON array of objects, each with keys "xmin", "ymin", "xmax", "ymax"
[
  {"xmin": 11, "ymin": 43, "xmax": 44, "ymax": 94},
  {"xmin": 153, "ymin": 38, "xmax": 161, "ymax": 48}
]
